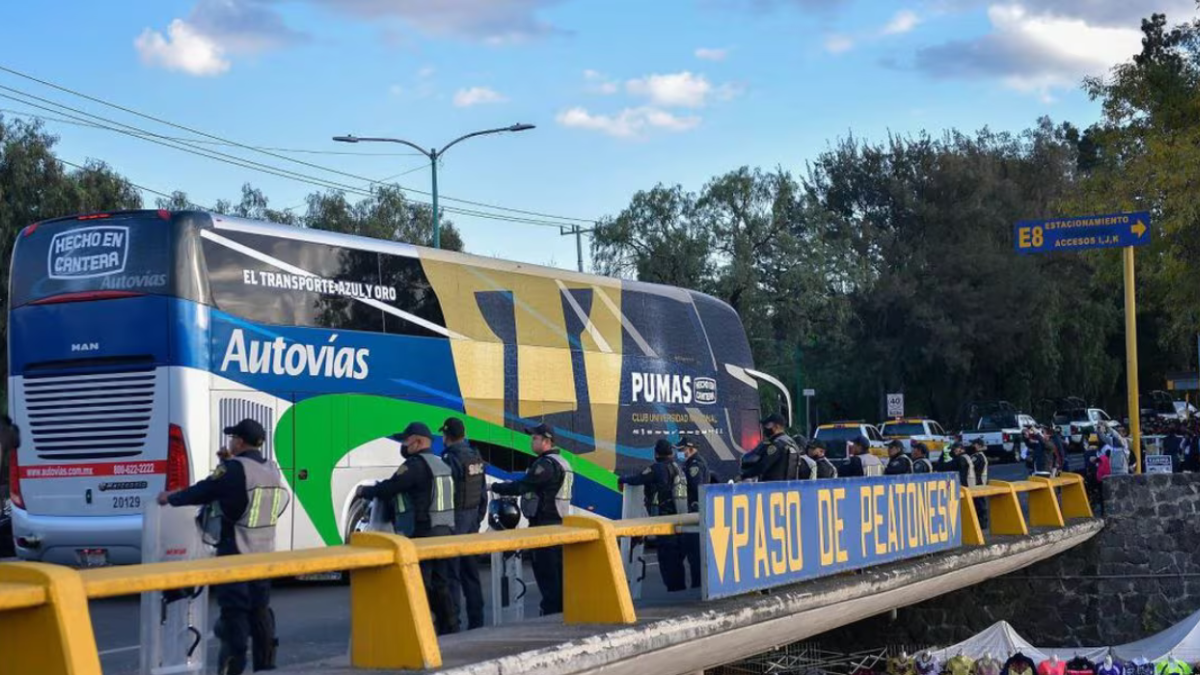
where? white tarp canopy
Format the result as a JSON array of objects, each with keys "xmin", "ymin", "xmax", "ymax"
[{"xmin": 930, "ymin": 610, "xmax": 1200, "ymax": 664}]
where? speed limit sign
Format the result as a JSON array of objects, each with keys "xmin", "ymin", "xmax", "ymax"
[{"xmin": 886, "ymin": 393, "xmax": 904, "ymax": 417}]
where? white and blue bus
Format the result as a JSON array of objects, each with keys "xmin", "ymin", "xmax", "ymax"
[{"xmin": 6, "ymin": 210, "xmax": 786, "ymax": 565}]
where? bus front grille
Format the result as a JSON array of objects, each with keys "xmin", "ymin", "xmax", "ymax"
[{"xmin": 22, "ymin": 368, "xmax": 158, "ymax": 460}]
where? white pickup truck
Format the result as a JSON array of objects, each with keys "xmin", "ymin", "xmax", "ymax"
[
  {"xmin": 959, "ymin": 412, "xmax": 1037, "ymax": 463},
  {"xmin": 1052, "ymin": 407, "xmax": 1112, "ymax": 450}
]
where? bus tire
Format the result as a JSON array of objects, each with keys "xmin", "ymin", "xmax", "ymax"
[{"xmin": 339, "ymin": 498, "xmax": 371, "ymax": 584}]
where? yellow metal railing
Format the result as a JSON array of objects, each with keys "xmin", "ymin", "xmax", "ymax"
[
  {"xmin": 0, "ymin": 476, "xmax": 1097, "ymax": 675},
  {"xmin": 960, "ymin": 471, "xmax": 1093, "ymax": 546},
  {"xmin": 0, "ymin": 512, "xmax": 698, "ymax": 675}
]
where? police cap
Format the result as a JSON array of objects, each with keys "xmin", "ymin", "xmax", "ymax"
[
  {"xmin": 224, "ymin": 419, "xmax": 266, "ymax": 447},
  {"xmin": 525, "ymin": 423, "xmax": 554, "ymax": 440},
  {"xmin": 439, "ymin": 417, "xmax": 466, "ymax": 439},
  {"xmin": 393, "ymin": 422, "xmax": 433, "ymax": 442},
  {"xmin": 760, "ymin": 413, "xmax": 787, "ymax": 427},
  {"xmin": 675, "ymin": 436, "xmax": 697, "ymax": 449},
  {"xmin": 887, "ymin": 439, "xmax": 905, "ymax": 450}
]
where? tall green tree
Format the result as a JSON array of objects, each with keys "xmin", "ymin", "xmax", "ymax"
[{"xmin": 0, "ymin": 117, "xmax": 142, "ymax": 387}]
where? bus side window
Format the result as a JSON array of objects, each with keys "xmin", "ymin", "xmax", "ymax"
[{"xmin": 472, "ymin": 440, "xmax": 534, "ymax": 474}]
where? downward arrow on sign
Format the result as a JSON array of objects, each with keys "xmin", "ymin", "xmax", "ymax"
[
  {"xmin": 946, "ymin": 480, "xmax": 960, "ymax": 536},
  {"xmin": 708, "ymin": 495, "xmax": 730, "ymax": 584},
  {"xmin": 1132, "ymin": 220, "xmax": 1147, "ymax": 238}
]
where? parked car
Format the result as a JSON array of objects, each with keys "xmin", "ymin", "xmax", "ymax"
[
  {"xmin": 957, "ymin": 400, "xmax": 1035, "ymax": 463},
  {"xmin": 814, "ymin": 421, "xmax": 888, "ymax": 468},
  {"xmin": 879, "ymin": 418, "xmax": 949, "ymax": 461},
  {"xmin": 1051, "ymin": 402, "xmax": 1112, "ymax": 451}
]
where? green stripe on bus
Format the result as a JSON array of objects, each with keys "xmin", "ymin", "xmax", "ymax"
[{"xmin": 275, "ymin": 393, "xmax": 618, "ymax": 546}]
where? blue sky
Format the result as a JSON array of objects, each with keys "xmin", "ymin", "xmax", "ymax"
[{"xmin": 1, "ymin": 0, "xmax": 1192, "ymax": 270}]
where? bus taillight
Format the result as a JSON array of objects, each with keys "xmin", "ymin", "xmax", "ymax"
[
  {"xmin": 166, "ymin": 425, "xmax": 191, "ymax": 492},
  {"xmin": 8, "ymin": 449, "xmax": 23, "ymax": 510}
]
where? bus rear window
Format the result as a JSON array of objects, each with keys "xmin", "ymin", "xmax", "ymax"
[{"xmin": 9, "ymin": 215, "xmax": 172, "ymax": 307}]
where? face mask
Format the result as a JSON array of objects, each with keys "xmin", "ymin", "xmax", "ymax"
[
  {"xmin": 676, "ymin": 451, "xmax": 687, "ymax": 462},
  {"xmin": 400, "ymin": 444, "xmax": 411, "ymax": 458}
]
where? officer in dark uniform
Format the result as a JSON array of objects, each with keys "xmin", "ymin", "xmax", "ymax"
[
  {"xmin": 807, "ymin": 441, "xmax": 838, "ymax": 478},
  {"xmin": 968, "ymin": 438, "xmax": 990, "ymax": 527},
  {"xmin": 491, "ymin": 424, "xmax": 572, "ymax": 616},
  {"xmin": 884, "ymin": 440, "xmax": 914, "ymax": 475},
  {"xmin": 158, "ymin": 419, "xmax": 289, "ymax": 675},
  {"xmin": 911, "ymin": 442, "xmax": 934, "ymax": 473},
  {"xmin": 356, "ymin": 422, "xmax": 459, "ymax": 636},
  {"xmin": 949, "ymin": 441, "xmax": 975, "ymax": 487},
  {"xmin": 439, "ymin": 417, "xmax": 488, "ymax": 630},
  {"xmin": 740, "ymin": 413, "xmax": 802, "ymax": 481},
  {"xmin": 677, "ymin": 435, "xmax": 708, "ymax": 588},
  {"xmin": 618, "ymin": 439, "xmax": 688, "ymax": 592}
]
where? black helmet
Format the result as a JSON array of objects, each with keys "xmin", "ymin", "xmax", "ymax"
[{"xmin": 489, "ymin": 497, "xmax": 521, "ymax": 531}]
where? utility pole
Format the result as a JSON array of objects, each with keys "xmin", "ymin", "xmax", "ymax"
[{"xmin": 559, "ymin": 224, "xmax": 595, "ymax": 273}]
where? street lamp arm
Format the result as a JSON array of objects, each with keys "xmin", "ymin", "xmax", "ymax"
[
  {"xmin": 439, "ymin": 124, "xmax": 534, "ymax": 157},
  {"xmin": 340, "ymin": 136, "xmax": 432, "ymax": 158}
]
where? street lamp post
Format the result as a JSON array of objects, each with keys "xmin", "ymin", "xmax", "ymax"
[{"xmin": 333, "ymin": 123, "xmax": 535, "ymax": 249}]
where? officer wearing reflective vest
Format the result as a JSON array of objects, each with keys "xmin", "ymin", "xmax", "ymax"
[
  {"xmin": 740, "ymin": 413, "xmax": 802, "ymax": 481},
  {"xmin": 844, "ymin": 436, "xmax": 884, "ymax": 477},
  {"xmin": 911, "ymin": 442, "xmax": 934, "ymax": 473},
  {"xmin": 158, "ymin": 419, "xmax": 289, "ymax": 675},
  {"xmin": 968, "ymin": 438, "xmax": 990, "ymax": 527},
  {"xmin": 355, "ymin": 422, "xmax": 459, "ymax": 635},
  {"xmin": 618, "ymin": 439, "xmax": 688, "ymax": 592},
  {"xmin": 807, "ymin": 441, "xmax": 839, "ymax": 478},
  {"xmin": 677, "ymin": 435, "xmax": 709, "ymax": 589},
  {"xmin": 439, "ymin": 417, "xmax": 488, "ymax": 630},
  {"xmin": 490, "ymin": 424, "xmax": 572, "ymax": 616},
  {"xmin": 884, "ymin": 440, "xmax": 914, "ymax": 475}
]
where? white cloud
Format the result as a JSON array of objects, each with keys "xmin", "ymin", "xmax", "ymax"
[
  {"xmin": 453, "ymin": 86, "xmax": 508, "ymax": 107},
  {"xmin": 824, "ymin": 34, "xmax": 854, "ymax": 54},
  {"xmin": 556, "ymin": 106, "xmax": 701, "ymax": 139},
  {"xmin": 882, "ymin": 10, "xmax": 920, "ymax": 35},
  {"xmin": 583, "ymin": 69, "xmax": 619, "ymax": 94},
  {"xmin": 914, "ymin": 3, "xmax": 1146, "ymax": 97},
  {"xmin": 418, "ymin": 66, "xmax": 436, "ymax": 79},
  {"xmin": 695, "ymin": 47, "xmax": 730, "ymax": 61},
  {"xmin": 135, "ymin": 19, "xmax": 230, "ymax": 76},
  {"xmin": 625, "ymin": 71, "xmax": 717, "ymax": 108}
]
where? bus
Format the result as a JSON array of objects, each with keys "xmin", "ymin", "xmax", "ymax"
[{"xmin": 6, "ymin": 210, "xmax": 785, "ymax": 565}]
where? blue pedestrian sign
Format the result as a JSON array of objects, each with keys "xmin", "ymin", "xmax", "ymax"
[{"xmin": 1014, "ymin": 211, "xmax": 1151, "ymax": 254}]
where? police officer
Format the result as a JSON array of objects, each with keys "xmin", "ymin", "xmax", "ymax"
[
  {"xmin": 968, "ymin": 438, "xmax": 990, "ymax": 527},
  {"xmin": 807, "ymin": 441, "xmax": 839, "ymax": 478},
  {"xmin": 949, "ymin": 441, "xmax": 975, "ymax": 487},
  {"xmin": 740, "ymin": 413, "xmax": 802, "ymax": 481},
  {"xmin": 490, "ymin": 424, "xmax": 572, "ymax": 616},
  {"xmin": 676, "ymin": 436, "xmax": 708, "ymax": 588},
  {"xmin": 618, "ymin": 439, "xmax": 688, "ymax": 592},
  {"xmin": 912, "ymin": 442, "xmax": 934, "ymax": 473},
  {"xmin": 157, "ymin": 419, "xmax": 289, "ymax": 675},
  {"xmin": 884, "ymin": 440, "xmax": 913, "ymax": 475},
  {"xmin": 439, "ymin": 417, "xmax": 488, "ymax": 630},
  {"xmin": 843, "ymin": 436, "xmax": 884, "ymax": 477},
  {"xmin": 356, "ymin": 422, "xmax": 459, "ymax": 636}
]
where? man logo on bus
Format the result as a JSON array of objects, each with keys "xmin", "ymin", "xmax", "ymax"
[
  {"xmin": 48, "ymin": 226, "xmax": 129, "ymax": 279},
  {"xmin": 631, "ymin": 372, "xmax": 718, "ymax": 405}
]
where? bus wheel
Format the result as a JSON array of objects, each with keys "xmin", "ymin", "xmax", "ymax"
[{"xmin": 339, "ymin": 499, "xmax": 371, "ymax": 584}]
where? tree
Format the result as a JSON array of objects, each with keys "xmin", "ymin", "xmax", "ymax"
[
  {"xmin": 590, "ymin": 184, "xmax": 711, "ymax": 288},
  {"xmin": 0, "ymin": 116, "xmax": 143, "ymax": 386},
  {"xmin": 304, "ymin": 185, "xmax": 464, "ymax": 251}
]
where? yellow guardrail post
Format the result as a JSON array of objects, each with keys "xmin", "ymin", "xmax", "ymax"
[
  {"xmin": 1055, "ymin": 473, "xmax": 1094, "ymax": 519},
  {"xmin": 981, "ymin": 481, "xmax": 1028, "ymax": 536},
  {"xmin": 349, "ymin": 531, "xmax": 442, "ymax": 670},
  {"xmin": 562, "ymin": 515, "xmax": 636, "ymax": 624},
  {"xmin": 0, "ymin": 562, "xmax": 101, "ymax": 675},
  {"xmin": 960, "ymin": 486, "xmax": 987, "ymax": 546},
  {"xmin": 1026, "ymin": 477, "xmax": 1066, "ymax": 527}
]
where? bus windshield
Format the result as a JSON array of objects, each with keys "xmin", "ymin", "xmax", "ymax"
[{"xmin": 9, "ymin": 213, "xmax": 173, "ymax": 307}]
